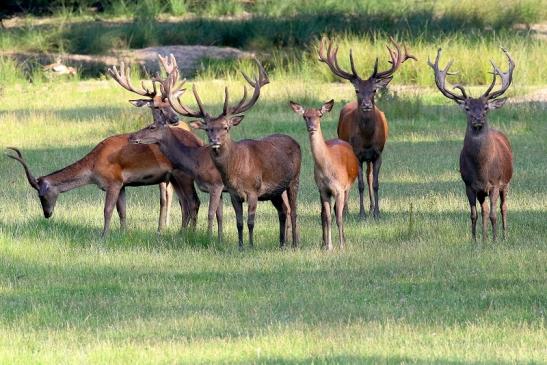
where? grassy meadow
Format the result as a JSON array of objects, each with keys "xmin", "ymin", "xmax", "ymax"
[{"xmin": 0, "ymin": 75, "xmax": 546, "ymax": 363}]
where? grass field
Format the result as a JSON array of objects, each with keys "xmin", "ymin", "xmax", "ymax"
[{"xmin": 0, "ymin": 73, "xmax": 546, "ymax": 363}]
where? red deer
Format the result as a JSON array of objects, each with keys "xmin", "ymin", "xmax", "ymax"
[
  {"xmin": 6, "ymin": 141, "xmax": 195, "ymax": 236},
  {"xmin": 108, "ymin": 57, "xmax": 201, "ymax": 228},
  {"xmin": 167, "ymin": 59, "xmax": 301, "ymax": 249},
  {"xmin": 428, "ymin": 48, "xmax": 514, "ymax": 241},
  {"xmin": 319, "ymin": 37, "xmax": 415, "ymax": 219},
  {"xmin": 290, "ymin": 99, "xmax": 358, "ymax": 249},
  {"xmin": 129, "ymin": 54, "xmax": 292, "ymax": 243}
]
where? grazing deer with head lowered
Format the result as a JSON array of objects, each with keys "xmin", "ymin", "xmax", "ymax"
[
  {"xmin": 290, "ymin": 99, "xmax": 358, "ymax": 250},
  {"xmin": 6, "ymin": 140, "xmax": 195, "ymax": 236},
  {"xmin": 108, "ymin": 57, "xmax": 201, "ymax": 228},
  {"xmin": 168, "ymin": 59, "xmax": 301, "ymax": 249},
  {"xmin": 428, "ymin": 48, "xmax": 514, "ymax": 241},
  {"xmin": 319, "ymin": 37, "xmax": 415, "ymax": 219}
]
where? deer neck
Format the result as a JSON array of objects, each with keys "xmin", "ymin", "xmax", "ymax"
[
  {"xmin": 158, "ymin": 129, "xmax": 201, "ymax": 177},
  {"xmin": 357, "ymin": 107, "xmax": 378, "ymax": 134},
  {"xmin": 463, "ymin": 122, "xmax": 492, "ymax": 161},
  {"xmin": 42, "ymin": 158, "xmax": 92, "ymax": 193},
  {"xmin": 308, "ymin": 128, "xmax": 330, "ymax": 170},
  {"xmin": 208, "ymin": 136, "xmax": 236, "ymax": 178}
]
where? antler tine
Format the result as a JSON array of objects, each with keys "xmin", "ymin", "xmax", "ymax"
[
  {"xmin": 318, "ymin": 38, "xmax": 357, "ymax": 81},
  {"xmin": 427, "ymin": 48, "xmax": 467, "ymax": 103},
  {"xmin": 483, "ymin": 47, "xmax": 515, "ymax": 100},
  {"xmin": 372, "ymin": 37, "xmax": 416, "ymax": 80},
  {"xmin": 222, "ymin": 86, "xmax": 229, "ymax": 115},
  {"xmin": 349, "ymin": 49, "xmax": 360, "ymax": 79},
  {"xmin": 158, "ymin": 53, "xmax": 178, "ymax": 75},
  {"xmin": 5, "ymin": 147, "xmax": 39, "ymax": 190},
  {"xmin": 192, "ymin": 84, "xmax": 208, "ymax": 117},
  {"xmin": 108, "ymin": 61, "xmax": 156, "ymax": 98},
  {"xmin": 225, "ymin": 58, "xmax": 269, "ymax": 116}
]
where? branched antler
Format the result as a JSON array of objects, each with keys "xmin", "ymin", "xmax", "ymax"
[
  {"xmin": 482, "ymin": 48, "xmax": 515, "ymax": 100},
  {"xmin": 5, "ymin": 147, "xmax": 39, "ymax": 190},
  {"xmin": 427, "ymin": 48, "xmax": 467, "ymax": 104}
]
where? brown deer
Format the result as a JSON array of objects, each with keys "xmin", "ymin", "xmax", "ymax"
[
  {"xmin": 5, "ymin": 140, "xmax": 196, "ymax": 236},
  {"xmin": 290, "ymin": 99, "xmax": 358, "ymax": 250},
  {"xmin": 428, "ymin": 48, "xmax": 514, "ymax": 241},
  {"xmin": 319, "ymin": 37, "xmax": 415, "ymax": 219},
  {"xmin": 108, "ymin": 57, "xmax": 201, "ymax": 228},
  {"xmin": 167, "ymin": 59, "xmax": 301, "ymax": 249}
]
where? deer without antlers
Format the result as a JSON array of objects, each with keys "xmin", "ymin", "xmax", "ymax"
[
  {"xmin": 428, "ymin": 48, "xmax": 514, "ymax": 241},
  {"xmin": 168, "ymin": 59, "xmax": 301, "ymax": 249},
  {"xmin": 319, "ymin": 37, "xmax": 416, "ymax": 219},
  {"xmin": 290, "ymin": 99, "xmax": 358, "ymax": 250},
  {"xmin": 108, "ymin": 56, "xmax": 201, "ymax": 228}
]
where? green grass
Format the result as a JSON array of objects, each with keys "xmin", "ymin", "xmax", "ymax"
[{"xmin": 0, "ymin": 76, "xmax": 545, "ymax": 363}]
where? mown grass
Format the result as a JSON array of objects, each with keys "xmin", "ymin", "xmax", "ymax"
[{"xmin": 0, "ymin": 76, "xmax": 545, "ymax": 363}]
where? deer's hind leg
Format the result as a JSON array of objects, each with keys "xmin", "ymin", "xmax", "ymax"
[
  {"xmin": 500, "ymin": 189, "xmax": 508, "ymax": 239},
  {"xmin": 489, "ymin": 187, "xmax": 500, "ymax": 241}
]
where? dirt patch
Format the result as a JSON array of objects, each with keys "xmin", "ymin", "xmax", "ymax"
[{"xmin": 2, "ymin": 45, "xmax": 253, "ymax": 77}]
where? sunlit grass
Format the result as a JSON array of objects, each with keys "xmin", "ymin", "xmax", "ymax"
[{"xmin": 0, "ymin": 78, "xmax": 546, "ymax": 363}]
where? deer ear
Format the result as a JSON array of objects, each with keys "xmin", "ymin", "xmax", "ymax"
[
  {"xmin": 289, "ymin": 101, "xmax": 305, "ymax": 115},
  {"xmin": 487, "ymin": 98, "xmax": 507, "ymax": 110},
  {"xmin": 189, "ymin": 120, "xmax": 206, "ymax": 130},
  {"xmin": 230, "ymin": 115, "xmax": 244, "ymax": 127},
  {"xmin": 374, "ymin": 77, "xmax": 393, "ymax": 90},
  {"xmin": 129, "ymin": 99, "xmax": 152, "ymax": 108},
  {"xmin": 320, "ymin": 99, "xmax": 335, "ymax": 115}
]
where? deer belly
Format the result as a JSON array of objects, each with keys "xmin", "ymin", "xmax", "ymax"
[{"xmin": 357, "ymin": 147, "xmax": 380, "ymax": 162}]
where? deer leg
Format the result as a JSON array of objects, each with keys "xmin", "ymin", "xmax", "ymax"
[
  {"xmin": 281, "ymin": 191, "xmax": 292, "ymax": 245},
  {"xmin": 230, "ymin": 195, "xmax": 244, "ymax": 250},
  {"xmin": 102, "ymin": 185, "xmax": 122, "ymax": 237},
  {"xmin": 478, "ymin": 192, "xmax": 488, "ymax": 242},
  {"xmin": 357, "ymin": 162, "xmax": 366, "ymax": 219},
  {"xmin": 174, "ymin": 174, "xmax": 200, "ymax": 230},
  {"xmin": 158, "ymin": 182, "xmax": 168, "ymax": 233},
  {"xmin": 247, "ymin": 194, "xmax": 258, "ymax": 248},
  {"xmin": 367, "ymin": 161, "xmax": 374, "ymax": 216},
  {"xmin": 372, "ymin": 156, "xmax": 382, "ymax": 219},
  {"xmin": 165, "ymin": 181, "xmax": 174, "ymax": 227},
  {"xmin": 489, "ymin": 187, "xmax": 500, "ymax": 242},
  {"xmin": 207, "ymin": 189, "xmax": 220, "ymax": 240},
  {"xmin": 116, "ymin": 186, "xmax": 127, "ymax": 231},
  {"xmin": 466, "ymin": 186, "xmax": 477, "ymax": 241},
  {"xmin": 216, "ymin": 192, "xmax": 224, "ymax": 243},
  {"xmin": 321, "ymin": 194, "xmax": 333, "ymax": 251},
  {"xmin": 500, "ymin": 189, "xmax": 508, "ymax": 240},
  {"xmin": 343, "ymin": 189, "xmax": 350, "ymax": 218},
  {"xmin": 287, "ymin": 178, "xmax": 300, "ymax": 248},
  {"xmin": 271, "ymin": 195, "xmax": 287, "ymax": 248},
  {"xmin": 334, "ymin": 191, "xmax": 346, "ymax": 249}
]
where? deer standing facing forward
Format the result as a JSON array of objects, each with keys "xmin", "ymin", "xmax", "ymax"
[
  {"xmin": 168, "ymin": 60, "xmax": 301, "ymax": 249},
  {"xmin": 428, "ymin": 48, "xmax": 514, "ymax": 241},
  {"xmin": 290, "ymin": 100, "xmax": 358, "ymax": 250},
  {"xmin": 319, "ymin": 37, "xmax": 415, "ymax": 219}
]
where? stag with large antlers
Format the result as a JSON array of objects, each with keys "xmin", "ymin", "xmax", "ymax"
[
  {"xmin": 108, "ymin": 56, "xmax": 201, "ymax": 228},
  {"xmin": 5, "ymin": 138, "xmax": 198, "ymax": 236},
  {"xmin": 319, "ymin": 37, "xmax": 416, "ymax": 219},
  {"xmin": 428, "ymin": 48, "xmax": 514, "ymax": 241},
  {"xmin": 168, "ymin": 59, "xmax": 301, "ymax": 249}
]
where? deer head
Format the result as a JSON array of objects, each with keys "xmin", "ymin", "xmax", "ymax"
[
  {"xmin": 108, "ymin": 54, "xmax": 182, "ymax": 125},
  {"xmin": 428, "ymin": 48, "xmax": 515, "ymax": 132},
  {"xmin": 319, "ymin": 37, "xmax": 416, "ymax": 113},
  {"xmin": 289, "ymin": 99, "xmax": 334, "ymax": 133},
  {"xmin": 167, "ymin": 58, "xmax": 269, "ymax": 152},
  {"xmin": 6, "ymin": 147, "xmax": 58, "ymax": 218}
]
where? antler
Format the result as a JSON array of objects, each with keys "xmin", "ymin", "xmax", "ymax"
[
  {"xmin": 318, "ymin": 37, "xmax": 360, "ymax": 81},
  {"xmin": 108, "ymin": 61, "xmax": 157, "ymax": 98},
  {"xmin": 165, "ymin": 61, "xmax": 208, "ymax": 118},
  {"xmin": 225, "ymin": 58, "xmax": 270, "ymax": 116},
  {"xmin": 482, "ymin": 47, "xmax": 515, "ymax": 100},
  {"xmin": 371, "ymin": 37, "xmax": 417, "ymax": 80},
  {"xmin": 5, "ymin": 147, "xmax": 39, "ymax": 190},
  {"xmin": 427, "ymin": 48, "xmax": 467, "ymax": 103}
]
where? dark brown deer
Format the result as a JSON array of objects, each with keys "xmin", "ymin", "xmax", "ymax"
[
  {"xmin": 5, "ymin": 139, "xmax": 196, "ymax": 236},
  {"xmin": 319, "ymin": 37, "xmax": 415, "ymax": 219},
  {"xmin": 290, "ymin": 99, "xmax": 358, "ymax": 250},
  {"xmin": 108, "ymin": 56, "xmax": 201, "ymax": 227},
  {"xmin": 168, "ymin": 59, "xmax": 301, "ymax": 249},
  {"xmin": 428, "ymin": 48, "xmax": 514, "ymax": 241}
]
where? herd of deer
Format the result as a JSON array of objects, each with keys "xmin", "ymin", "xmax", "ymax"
[{"xmin": 7, "ymin": 38, "xmax": 515, "ymax": 248}]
